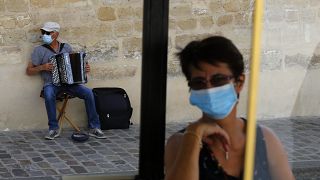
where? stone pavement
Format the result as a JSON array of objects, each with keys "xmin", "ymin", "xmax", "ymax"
[{"xmin": 0, "ymin": 117, "xmax": 319, "ymax": 179}]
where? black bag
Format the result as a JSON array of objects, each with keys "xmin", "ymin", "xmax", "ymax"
[{"xmin": 92, "ymin": 87, "xmax": 133, "ymax": 130}]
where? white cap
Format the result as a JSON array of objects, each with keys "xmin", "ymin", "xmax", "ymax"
[{"xmin": 40, "ymin": 22, "xmax": 60, "ymax": 32}]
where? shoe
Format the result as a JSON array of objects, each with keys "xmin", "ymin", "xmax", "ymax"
[
  {"xmin": 45, "ymin": 129, "xmax": 60, "ymax": 140},
  {"xmin": 89, "ymin": 128, "xmax": 106, "ymax": 139}
]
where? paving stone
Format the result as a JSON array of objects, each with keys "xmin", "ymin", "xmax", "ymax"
[
  {"xmin": 70, "ymin": 166, "xmax": 88, "ymax": 173},
  {"xmin": 28, "ymin": 170, "xmax": 45, "ymax": 177},
  {"xmin": 32, "ymin": 157, "xmax": 44, "ymax": 162},
  {"xmin": 12, "ymin": 168, "xmax": 29, "ymax": 177},
  {"xmin": 50, "ymin": 162, "xmax": 68, "ymax": 169},
  {"xmin": 81, "ymin": 161, "xmax": 97, "ymax": 166},
  {"xmin": 2, "ymin": 158, "xmax": 17, "ymax": 164},
  {"xmin": 42, "ymin": 153, "xmax": 56, "ymax": 158},
  {"xmin": 0, "ymin": 168, "xmax": 9, "ymax": 173},
  {"xmin": 46, "ymin": 158, "xmax": 61, "ymax": 163},
  {"xmin": 58, "ymin": 168, "xmax": 74, "ymax": 175},
  {"xmin": 0, "ymin": 172, "xmax": 13, "ymax": 178},
  {"xmin": 0, "ymin": 154, "xmax": 11, "ymax": 159},
  {"xmin": 37, "ymin": 162, "xmax": 51, "ymax": 169},
  {"xmin": 85, "ymin": 166, "xmax": 104, "ymax": 173},
  {"xmin": 65, "ymin": 160, "xmax": 79, "ymax": 166},
  {"xmin": 43, "ymin": 169, "xmax": 58, "ymax": 175}
]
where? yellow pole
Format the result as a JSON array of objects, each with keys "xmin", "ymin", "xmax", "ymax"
[{"xmin": 243, "ymin": 0, "xmax": 264, "ymax": 180}]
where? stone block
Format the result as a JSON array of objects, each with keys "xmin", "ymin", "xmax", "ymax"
[
  {"xmin": 0, "ymin": 35, "xmax": 4, "ymax": 45},
  {"xmin": 209, "ymin": 1, "xmax": 223, "ymax": 13},
  {"xmin": 217, "ymin": 15, "xmax": 233, "ymax": 26},
  {"xmin": 285, "ymin": 9, "xmax": 299, "ymax": 22},
  {"xmin": 86, "ymin": 40, "xmax": 119, "ymax": 62},
  {"xmin": 0, "ymin": 46, "xmax": 22, "ymax": 65},
  {"xmin": 284, "ymin": 0, "xmax": 308, "ymax": 8},
  {"xmin": 234, "ymin": 12, "xmax": 249, "ymax": 26},
  {"xmin": 266, "ymin": 10, "xmax": 284, "ymax": 23},
  {"xmin": 261, "ymin": 50, "xmax": 282, "ymax": 70},
  {"xmin": 114, "ymin": 21, "xmax": 133, "ymax": 37},
  {"xmin": 97, "ymin": 7, "xmax": 116, "ymax": 21},
  {"xmin": 3, "ymin": 30, "xmax": 26, "ymax": 45},
  {"xmin": 5, "ymin": 0, "xmax": 28, "ymax": 12},
  {"xmin": 301, "ymin": 9, "xmax": 317, "ymax": 23},
  {"xmin": 310, "ymin": 0, "xmax": 320, "ymax": 7},
  {"xmin": 199, "ymin": 16, "xmax": 214, "ymax": 28},
  {"xmin": 116, "ymin": 7, "xmax": 134, "ymax": 19},
  {"xmin": 285, "ymin": 53, "xmax": 311, "ymax": 69},
  {"xmin": 122, "ymin": 37, "xmax": 142, "ymax": 52},
  {"xmin": 134, "ymin": 20, "xmax": 142, "ymax": 33},
  {"xmin": 170, "ymin": 5, "xmax": 192, "ymax": 17},
  {"xmin": 133, "ymin": 7, "xmax": 143, "ymax": 19},
  {"xmin": 53, "ymin": 0, "xmax": 85, "ymax": 8},
  {"xmin": 91, "ymin": 65, "xmax": 137, "ymax": 80},
  {"xmin": 30, "ymin": 0, "xmax": 52, "ymax": 8},
  {"xmin": 16, "ymin": 15, "xmax": 31, "ymax": 28},
  {"xmin": 240, "ymin": 0, "xmax": 251, "ymax": 11},
  {"xmin": 59, "ymin": 10, "xmax": 80, "ymax": 24},
  {"xmin": 192, "ymin": 8, "xmax": 209, "ymax": 16},
  {"xmin": 0, "ymin": 17, "xmax": 16, "ymax": 29},
  {"xmin": 80, "ymin": 10, "xmax": 97, "ymax": 22},
  {"xmin": 30, "ymin": 12, "xmax": 59, "ymax": 26},
  {"xmin": 223, "ymin": 1, "xmax": 240, "ymax": 12},
  {"xmin": 176, "ymin": 19, "xmax": 197, "ymax": 31},
  {"xmin": 0, "ymin": 0, "xmax": 4, "ymax": 12},
  {"xmin": 167, "ymin": 55, "xmax": 182, "ymax": 77},
  {"xmin": 169, "ymin": 19, "xmax": 176, "ymax": 30},
  {"xmin": 175, "ymin": 33, "xmax": 212, "ymax": 49}
]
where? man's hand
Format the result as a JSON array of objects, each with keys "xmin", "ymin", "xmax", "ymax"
[
  {"xmin": 42, "ymin": 63, "xmax": 53, "ymax": 71},
  {"xmin": 85, "ymin": 63, "xmax": 90, "ymax": 73}
]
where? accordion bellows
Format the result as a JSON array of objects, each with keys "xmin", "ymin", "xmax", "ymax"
[{"xmin": 50, "ymin": 52, "xmax": 87, "ymax": 86}]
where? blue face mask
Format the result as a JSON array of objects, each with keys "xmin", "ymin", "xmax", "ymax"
[
  {"xmin": 42, "ymin": 34, "xmax": 53, "ymax": 45},
  {"xmin": 189, "ymin": 83, "xmax": 238, "ymax": 120}
]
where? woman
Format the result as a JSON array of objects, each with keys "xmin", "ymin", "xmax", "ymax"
[{"xmin": 165, "ymin": 36, "xmax": 294, "ymax": 180}]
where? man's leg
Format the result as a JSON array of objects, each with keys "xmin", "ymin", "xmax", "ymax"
[
  {"xmin": 43, "ymin": 84, "xmax": 60, "ymax": 139},
  {"xmin": 66, "ymin": 85, "xmax": 105, "ymax": 138}
]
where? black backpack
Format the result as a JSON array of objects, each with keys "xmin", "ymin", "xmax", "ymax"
[{"xmin": 92, "ymin": 87, "xmax": 133, "ymax": 130}]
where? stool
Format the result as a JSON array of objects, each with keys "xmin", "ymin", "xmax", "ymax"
[{"xmin": 40, "ymin": 90, "xmax": 80, "ymax": 133}]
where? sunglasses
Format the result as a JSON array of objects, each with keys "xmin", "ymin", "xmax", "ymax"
[
  {"xmin": 41, "ymin": 30, "xmax": 52, "ymax": 35},
  {"xmin": 188, "ymin": 74, "xmax": 234, "ymax": 90}
]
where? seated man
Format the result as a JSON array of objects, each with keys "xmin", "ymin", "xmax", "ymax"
[{"xmin": 26, "ymin": 21, "xmax": 106, "ymax": 140}]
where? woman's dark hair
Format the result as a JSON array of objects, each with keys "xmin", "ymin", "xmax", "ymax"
[{"xmin": 177, "ymin": 36, "xmax": 244, "ymax": 81}]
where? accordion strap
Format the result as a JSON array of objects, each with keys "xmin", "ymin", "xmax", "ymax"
[{"xmin": 42, "ymin": 42, "xmax": 65, "ymax": 54}]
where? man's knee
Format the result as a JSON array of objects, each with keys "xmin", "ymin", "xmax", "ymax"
[{"xmin": 43, "ymin": 89, "xmax": 56, "ymax": 101}]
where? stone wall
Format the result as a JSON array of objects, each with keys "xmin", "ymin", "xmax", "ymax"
[{"xmin": 1, "ymin": 0, "xmax": 320, "ymax": 130}]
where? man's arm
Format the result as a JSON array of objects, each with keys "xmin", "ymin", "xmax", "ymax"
[{"xmin": 26, "ymin": 62, "xmax": 53, "ymax": 75}]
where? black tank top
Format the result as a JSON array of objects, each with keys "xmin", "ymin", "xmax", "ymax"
[{"xmin": 180, "ymin": 120, "xmax": 271, "ymax": 180}]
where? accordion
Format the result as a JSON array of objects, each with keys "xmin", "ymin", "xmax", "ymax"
[{"xmin": 50, "ymin": 52, "xmax": 87, "ymax": 86}]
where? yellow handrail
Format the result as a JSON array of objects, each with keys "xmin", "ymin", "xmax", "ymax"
[{"xmin": 243, "ymin": 0, "xmax": 264, "ymax": 180}]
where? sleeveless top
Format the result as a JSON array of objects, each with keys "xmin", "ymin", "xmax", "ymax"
[{"xmin": 181, "ymin": 119, "xmax": 271, "ymax": 180}]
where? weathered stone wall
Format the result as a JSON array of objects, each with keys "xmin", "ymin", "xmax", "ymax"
[{"xmin": 1, "ymin": 0, "xmax": 320, "ymax": 130}]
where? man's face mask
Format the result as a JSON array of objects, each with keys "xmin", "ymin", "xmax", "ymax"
[
  {"xmin": 42, "ymin": 34, "xmax": 53, "ymax": 45},
  {"xmin": 189, "ymin": 83, "xmax": 238, "ymax": 120}
]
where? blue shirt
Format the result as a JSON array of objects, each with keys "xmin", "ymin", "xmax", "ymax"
[{"xmin": 31, "ymin": 43, "xmax": 72, "ymax": 87}]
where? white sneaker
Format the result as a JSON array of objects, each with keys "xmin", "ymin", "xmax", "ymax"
[
  {"xmin": 89, "ymin": 128, "xmax": 106, "ymax": 139},
  {"xmin": 45, "ymin": 130, "xmax": 60, "ymax": 140}
]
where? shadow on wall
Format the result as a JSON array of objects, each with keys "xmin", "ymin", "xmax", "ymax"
[{"xmin": 291, "ymin": 42, "xmax": 320, "ymax": 117}]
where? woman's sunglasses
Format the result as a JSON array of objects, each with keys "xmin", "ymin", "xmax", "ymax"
[{"xmin": 188, "ymin": 74, "xmax": 234, "ymax": 90}]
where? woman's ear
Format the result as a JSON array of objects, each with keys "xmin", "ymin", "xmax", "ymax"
[{"xmin": 235, "ymin": 74, "xmax": 245, "ymax": 93}]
